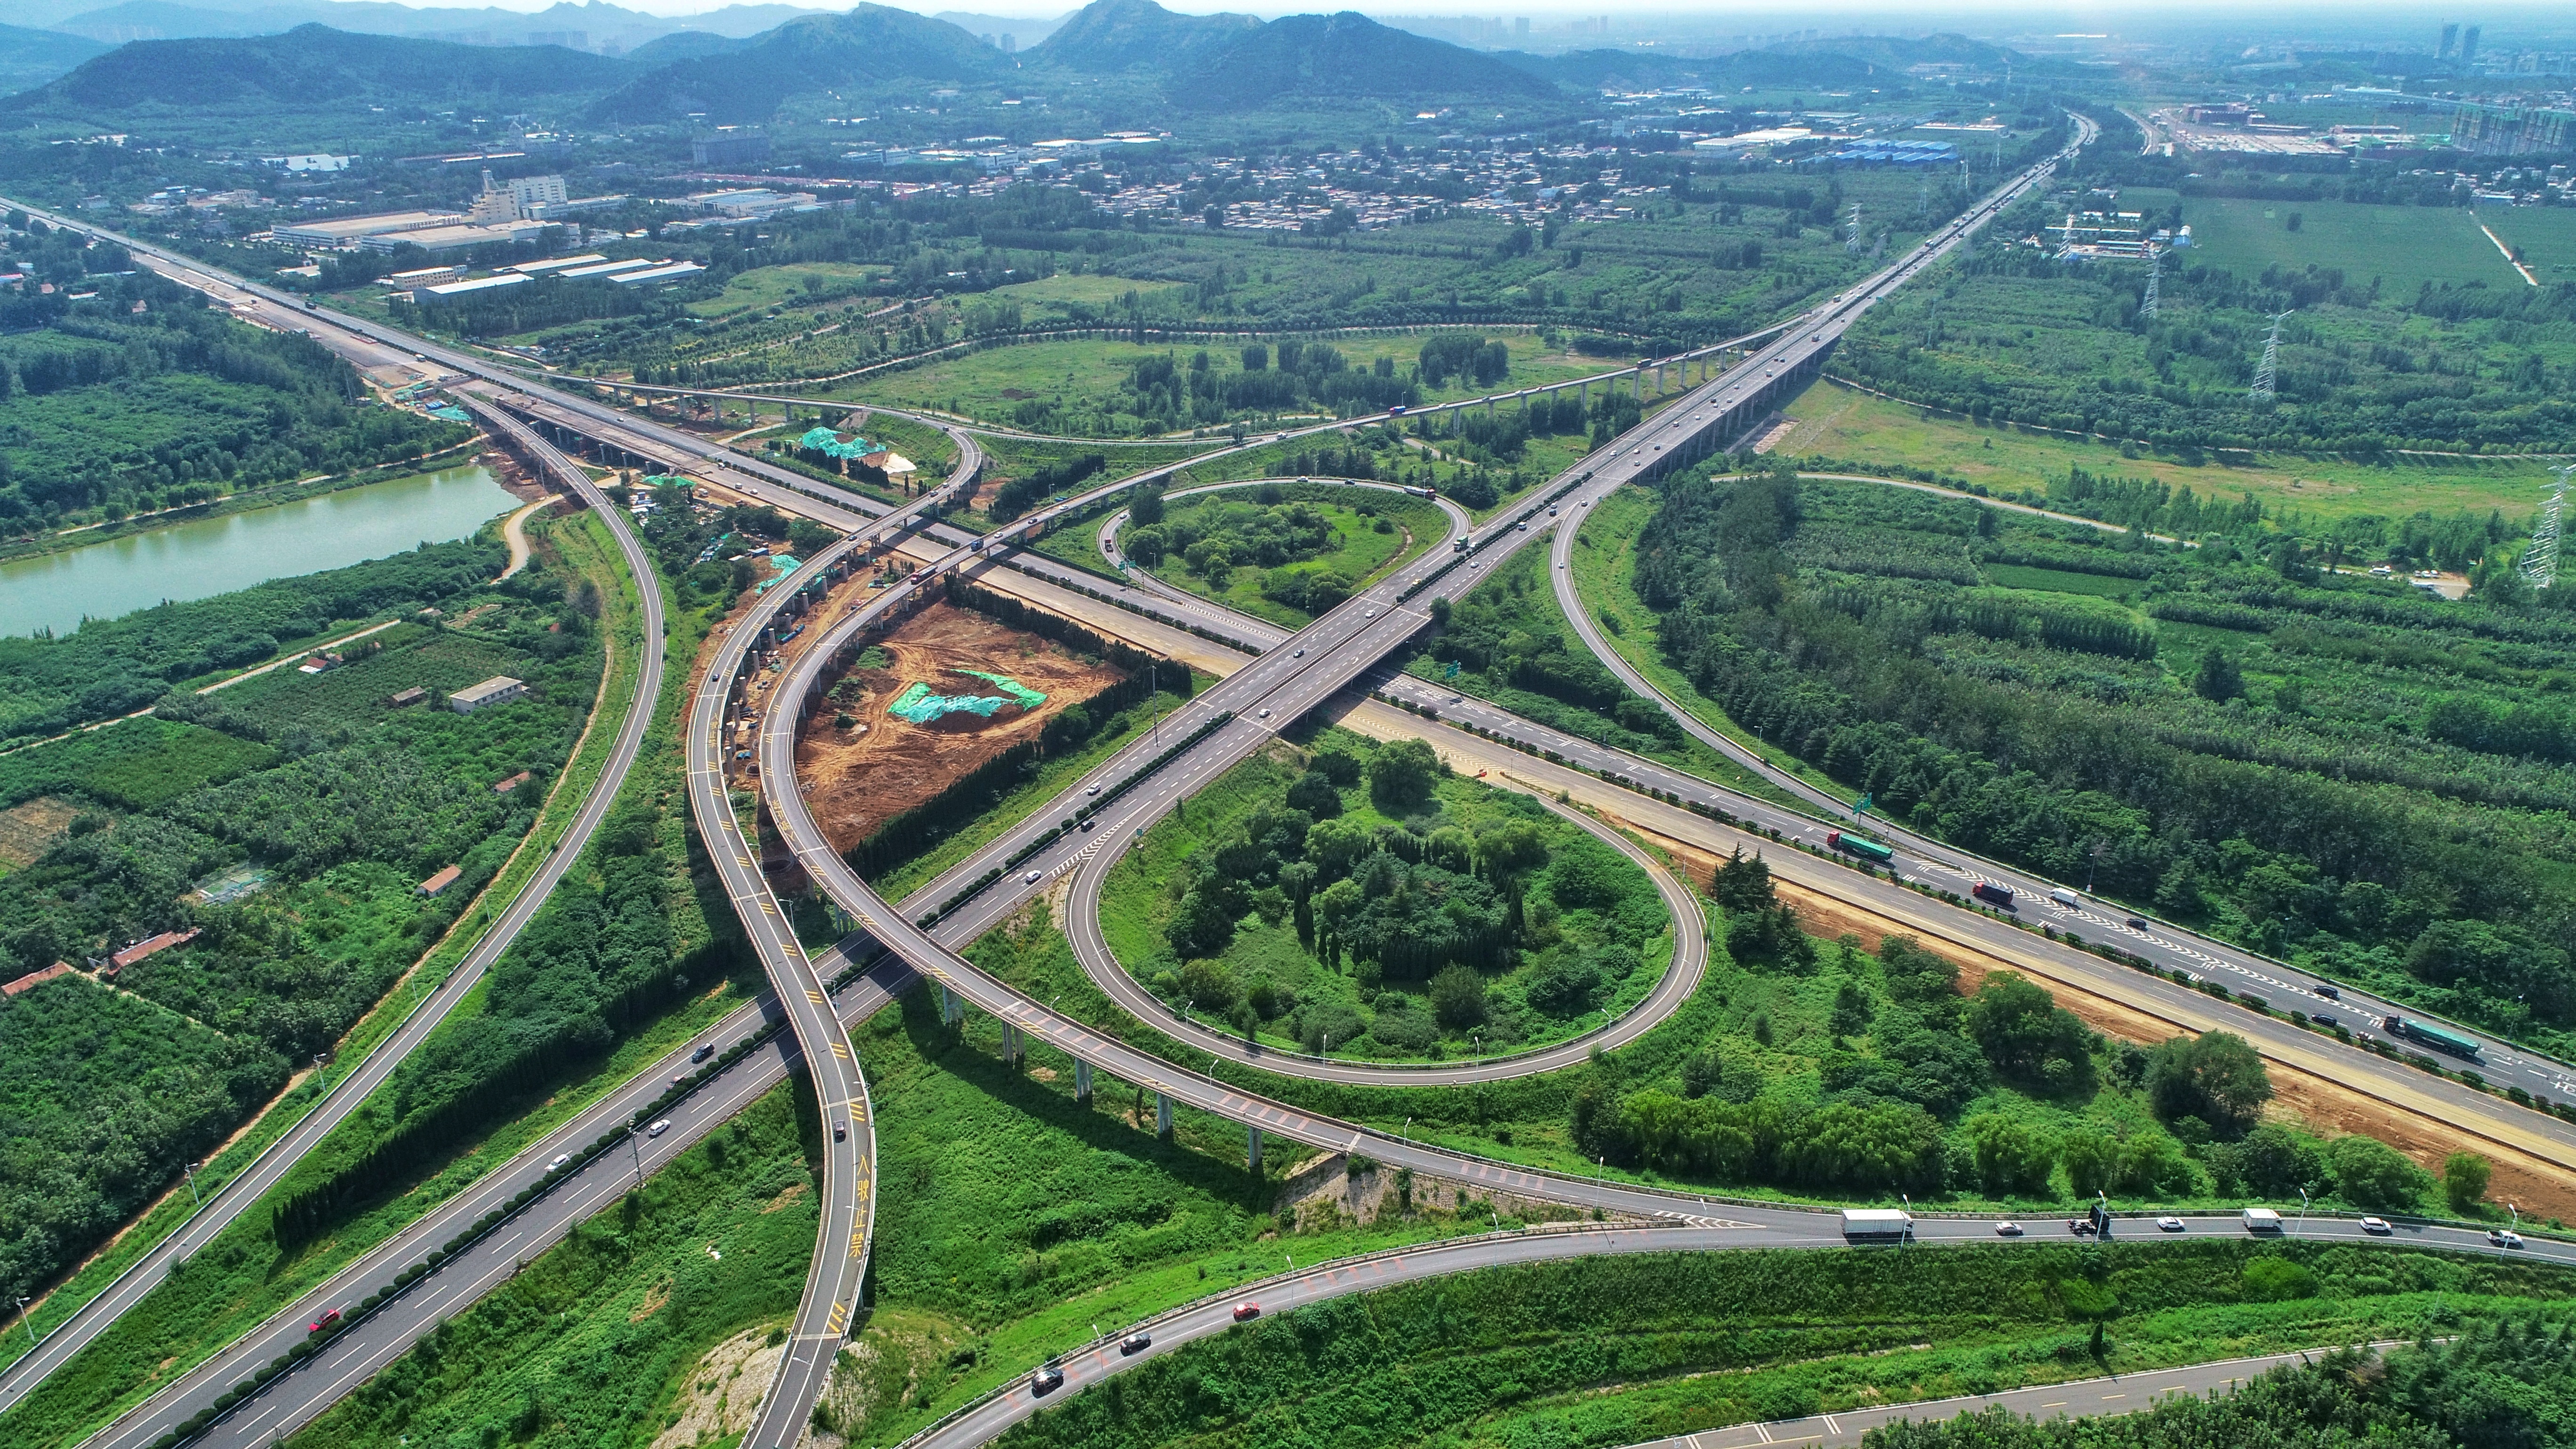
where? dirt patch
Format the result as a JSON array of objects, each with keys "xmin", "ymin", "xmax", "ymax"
[
  {"xmin": 796, "ymin": 601, "xmax": 1123, "ymax": 852},
  {"xmin": 649, "ymin": 1323, "xmax": 788, "ymax": 1449},
  {"xmin": 629, "ymin": 1279, "xmax": 669, "ymax": 1322},
  {"xmin": 0, "ymin": 795, "xmax": 79, "ymax": 868},
  {"xmin": 764, "ymin": 1181, "xmax": 809, "ymax": 1214}
]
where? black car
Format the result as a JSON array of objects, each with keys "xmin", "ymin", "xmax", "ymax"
[
  {"xmin": 1119, "ymin": 1332, "xmax": 1152, "ymax": 1356},
  {"xmin": 2312, "ymin": 1013, "xmax": 2340, "ymax": 1030},
  {"xmin": 2314, "ymin": 983, "xmax": 2341, "ymax": 1001},
  {"xmin": 2124, "ymin": 917, "xmax": 2148, "ymax": 932},
  {"xmin": 691, "ymin": 1043, "xmax": 715, "ymax": 1064},
  {"xmin": 1031, "ymin": 1365, "xmax": 1064, "ymax": 1395}
]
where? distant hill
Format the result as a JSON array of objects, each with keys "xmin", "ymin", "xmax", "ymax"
[
  {"xmin": 48, "ymin": 0, "xmax": 827, "ymax": 46},
  {"xmin": 2, "ymin": 23, "xmax": 631, "ymax": 114},
  {"xmin": 0, "ymin": 22, "xmax": 110, "ymax": 96},
  {"xmin": 1765, "ymin": 32, "xmax": 2023, "ymax": 72},
  {"xmin": 1032, "ymin": 0, "xmax": 1256, "ymax": 73},
  {"xmin": 932, "ymin": 8, "xmax": 1068, "ymax": 52},
  {"xmin": 589, "ymin": 5, "xmax": 1009, "ymax": 124},
  {"xmin": 1163, "ymin": 9, "xmax": 1560, "ymax": 111},
  {"xmin": 619, "ymin": 27, "xmax": 754, "ymax": 66}
]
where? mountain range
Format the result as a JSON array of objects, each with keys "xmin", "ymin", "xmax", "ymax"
[{"xmin": 1, "ymin": 0, "xmax": 2013, "ymax": 132}]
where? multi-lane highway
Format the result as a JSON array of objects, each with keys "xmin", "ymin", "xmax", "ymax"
[{"xmin": 0, "ymin": 402, "xmax": 667, "ymax": 1422}]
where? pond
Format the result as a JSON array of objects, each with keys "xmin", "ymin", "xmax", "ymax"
[{"xmin": 0, "ymin": 464, "xmax": 517, "ymax": 639}]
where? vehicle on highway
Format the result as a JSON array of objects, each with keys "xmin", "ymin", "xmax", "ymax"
[
  {"xmin": 1259, "ymin": 708, "xmax": 1272, "ymax": 719},
  {"xmin": 1120, "ymin": 1331, "xmax": 1153, "ymax": 1354},
  {"xmin": 2065, "ymin": 1218, "xmax": 2094, "ymax": 1235},
  {"xmin": 2243, "ymin": 1208, "xmax": 2284, "ymax": 1233},
  {"xmin": 2313, "ymin": 1013, "xmax": 2340, "ymax": 1030},
  {"xmin": 2315, "ymin": 983, "xmax": 2341, "ymax": 1000},
  {"xmin": 2156, "ymin": 1216, "xmax": 2186, "ymax": 1232},
  {"xmin": 2124, "ymin": 917, "xmax": 2148, "ymax": 931},
  {"xmin": 647, "ymin": 1119, "xmax": 672, "ymax": 1137},
  {"xmin": 2049, "ymin": 887, "xmax": 2082, "ymax": 909},
  {"xmin": 2382, "ymin": 1014, "xmax": 2483, "ymax": 1063},
  {"xmin": 1826, "ymin": 830, "xmax": 1894, "ymax": 864},
  {"xmin": 1840, "ymin": 1208, "xmax": 1913, "ymax": 1240},
  {"xmin": 1294, "ymin": 646, "xmax": 1305, "ymax": 656},
  {"xmin": 1516, "ymin": 520, "xmax": 1528, "ymax": 531},
  {"xmin": 2361, "ymin": 1217, "xmax": 2393, "ymax": 1234},
  {"xmin": 833, "ymin": 1122, "xmax": 847, "ymax": 1142},
  {"xmin": 2491, "ymin": 1228, "xmax": 2525, "ymax": 1249},
  {"xmin": 1025, "ymin": 870, "xmax": 1043, "ymax": 884},
  {"xmin": 1031, "ymin": 1365, "xmax": 1064, "ymax": 1395},
  {"xmin": 1994, "ymin": 1221, "xmax": 2023, "ymax": 1236},
  {"xmin": 1971, "ymin": 882, "xmax": 2016, "ymax": 909},
  {"xmin": 308, "ymin": 1307, "xmax": 343, "ymax": 1333},
  {"xmin": 1363, "ymin": 610, "xmax": 1376, "ymax": 619},
  {"xmin": 692, "ymin": 1043, "xmax": 716, "ymax": 1063},
  {"xmin": 548, "ymin": 1153, "xmax": 572, "ymax": 1171},
  {"xmin": 1232, "ymin": 1302, "xmax": 1262, "ymax": 1322},
  {"xmin": 1086, "ymin": 782, "xmax": 1101, "ymax": 796}
]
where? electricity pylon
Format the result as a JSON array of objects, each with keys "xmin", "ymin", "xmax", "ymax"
[
  {"xmin": 1845, "ymin": 203, "xmax": 1863, "ymax": 254},
  {"xmin": 2249, "ymin": 310, "xmax": 2290, "ymax": 401},
  {"xmin": 2522, "ymin": 465, "xmax": 2573, "ymax": 589},
  {"xmin": 2141, "ymin": 250, "xmax": 2162, "ymax": 320}
]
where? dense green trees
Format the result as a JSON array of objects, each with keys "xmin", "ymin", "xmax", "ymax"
[
  {"xmin": 1632, "ymin": 472, "xmax": 2576, "ymax": 1051},
  {"xmin": 0, "ymin": 272, "xmax": 460, "ymax": 528}
]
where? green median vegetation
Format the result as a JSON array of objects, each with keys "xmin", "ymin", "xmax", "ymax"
[
  {"xmin": 990, "ymin": 1242, "xmax": 2576, "ymax": 1449},
  {"xmin": 282, "ymin": 1083, "xmax": 821, "ymax": 1449},
  {"xmin": 1100, "ymin": 726, "xmax": 1671, "ymax": 1062}
]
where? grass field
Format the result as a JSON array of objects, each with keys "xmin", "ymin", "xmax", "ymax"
[
  {"xmin": 1131, "ymin": 489, "xmax": 1445, "ymax": 628},
  {"xmin": 2145, "ymin": 192, "xmax": 2519, "ymax": 292},
  {"xmin": 835, "ymin": 333, "xmax": 1618, "ymax": 437},
  {"xmin": 1778, "ymin": 380, "xmax": 2560, "ymax": 523},
  {"xmin": 2479, "ymin": 206, "xmax": 2576, "ymax": 286},
  {"xmin": 684, "ymin": 261, "xmax": 888, "ymax": 319}
]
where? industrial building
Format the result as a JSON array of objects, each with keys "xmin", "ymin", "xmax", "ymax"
[
  {"xmin": 610, "ymin": 261, "xmax": 707, "ymax": 286},
  {"xmin": 272, "ymin": 209, "xmax": 462, "ymax": 246},
  {"xmin": 361, "ymin": 219, "xmax": 550, "ymax": 255},
  {"xmin": 692, "ymin": 131, "xmax": 771, "ymax": 167}
]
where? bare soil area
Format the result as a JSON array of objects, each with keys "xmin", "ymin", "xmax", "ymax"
[
  {"xmin": 0, "ymin": 795, "xmax": 78, "ymax": 868},
  {"xmin": 796, "ymin": 601, "xmax": 1122, "ymax": 851}
]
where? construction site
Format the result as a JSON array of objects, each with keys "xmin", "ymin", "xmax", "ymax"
[{"xmin": 794, "ymin": 599, "xmax": 1125, "ymax": 855}]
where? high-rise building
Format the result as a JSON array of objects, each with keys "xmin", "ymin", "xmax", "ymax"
[
  {"xmin": 2440, "ymin": 22, "xmax": 2459, "ymax": 57},
  {"xmin": 1514, "ymin": 16, "xmax": 1530, "ymax": 38},
  {"xmin": 2462, "ymin": 24, "xmax": 2482, "ymax": 62},
  {"xmin": 691, "ymin": 132, "xmax": 771, "ymax": 168}
]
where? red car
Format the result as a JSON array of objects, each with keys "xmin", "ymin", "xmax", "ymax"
[
  {"xmin": 308, "ymin": 1307, "xmax": 343, "ymax": 1333},
  {"xmin": 1231, "ymin": 1302, "xmax": 1261, "ymax": 1323}
]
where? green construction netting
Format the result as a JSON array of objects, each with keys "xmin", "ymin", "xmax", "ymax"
[
  {"xmin": 797, "ymin": 426, "xmax": 875, "ymax": 460},
  {"xmin": 886, "ymin": 669, "xmax": 1047, "ymax": 724}
]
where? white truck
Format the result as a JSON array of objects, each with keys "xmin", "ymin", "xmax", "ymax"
[
  {"xmin": 2242, "ymin": 1207, "xmax": 2285, "ymax": 1233},
  {"xmin": 1841, "ymin": 1208, "xmax": 1914, "ymax": 1241}
]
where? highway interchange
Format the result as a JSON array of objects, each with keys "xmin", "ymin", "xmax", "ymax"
[{"xmin": 14, "ymin": 106, "xmax": 2576, "ymax": 1449}]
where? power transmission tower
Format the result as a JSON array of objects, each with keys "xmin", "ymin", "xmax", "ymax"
[
  {"xmin": 1845, "ymin": 203, "xmax": 1863, "ymax": 254},
  {"xmin": 2522, "ymin": 464, "xmax": 2573, "ymax": 590},
  {"xmin": 2141, "ymin": 250, "xmax": 2162, "ymax": 320},
  {"xmin": 1916, "ymin": 171, "xmax": 1931, "ymax": 219},
  {"xmin": 2249, "ymin": 309, "xmax": 2290, "ymax": 401}
]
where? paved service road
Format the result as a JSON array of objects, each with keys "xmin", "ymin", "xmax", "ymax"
[
  {"xmin": 1610, "ymin": 1343, "xmax": 2407, "ymax": 1449},
  {"xmin": 896, "ymin": 1211, "xmax": 2562, "ymax": 1449},
  {"xmin": 0, "ymin": 405, "xmax": 667, "ymax": 1421}
]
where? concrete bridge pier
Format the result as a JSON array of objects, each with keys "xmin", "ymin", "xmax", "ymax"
[
  {"xmin": 1075, "ymin": 1059, "xmax": 1092, "ymax": 1102},
  {"xmin": 1155, "ymin": 1092, "xmax": 1173, "ymax": 1138},
  {"xmin": 1002, "ymin": 1022, "xmax": 1021, "ymax": 1066},
  {"xmin": 1248, "ymin": 1126, "xmax": 1263, "ymax": 1173},
  {"xmin": 939, "ymin": 984, "xmax": 960, "ymax": 1026}
]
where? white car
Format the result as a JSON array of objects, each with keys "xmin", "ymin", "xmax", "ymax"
[
  {"xmin": 647, "ymin": 1119, "xmax": 672, "ymax": 1138},
  {"xmin": 1994, "ymin": 1221, "xmax": 2024, "ymax": 1236},
  {"xmin": 1363, "ymin": 610, "xmax": 1376, "ymax": 620},
  {"xmin": 2156, "ymin": 1216, "xmax": 2186, "ymax": 1232},
  {"xmin": 1024, "ymin": 870, "xmax": 1042, "ymax": 884},
  {"xmin": 2359, "ymin": 1216, "xmax": 2392, "ymax": 1234},
  {"xmin": 1086, "ymin": 783, "xmax": 1101, "ymax": 796},
  {"xmin": 2490, "ymin": 1228, "xmax": 2525, "ymax": 1249},
  {"xmin": 1258, "ymin": 708, "xmax": 1271, "ymax": 719},
  {"xmin": 548, "ymin": 1154, "xmax": 572, "ymax": 1171}
]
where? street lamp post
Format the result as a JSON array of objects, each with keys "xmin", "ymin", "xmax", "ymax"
[
  {"xmin": 2298, "ymin": 1188, "xmax": 2309, "ymax": 1234},
  {"xmin": 183, "ymin": 1162, "xmax": 201, "ymax": 1208}
]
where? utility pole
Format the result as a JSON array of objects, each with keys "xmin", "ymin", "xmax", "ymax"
[{"xmin": 2249, "ymin": 310, "xmax": 2290, "ymax": 401}]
